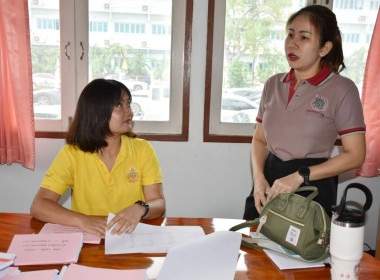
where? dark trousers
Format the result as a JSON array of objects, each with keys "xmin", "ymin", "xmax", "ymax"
[{"xmin": 243, "ymin": 153, "xmax": 338, "ymax": 220}]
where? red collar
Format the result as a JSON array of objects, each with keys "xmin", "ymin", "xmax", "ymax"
[{"xmin": 284, "ymin": 65, "xmax": 332, "ymax": 86}]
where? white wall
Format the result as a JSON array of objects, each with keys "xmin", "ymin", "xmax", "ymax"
[{"xmin": 0, "ymin": 0, "xmax": 379, "ymax": 251}]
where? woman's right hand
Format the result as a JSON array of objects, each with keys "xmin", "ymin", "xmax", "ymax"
[
  {"xmin": 77, "ymin": 215, "xmax": 107, "ymax": 238},
  {"xmin": 253, "ymin": 176, "xmax": 270, "ymax": 214},
  {"xmin": 31, "ymin": 188, "xmax": 108, "ymax": 238},
  {"xmin": 250, "ymin": 123, "xmax": 270, "ymax": 215}
]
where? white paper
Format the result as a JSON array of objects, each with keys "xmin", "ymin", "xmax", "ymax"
[
  {"xmin": 0, "ymin": 267, "xmax": 19, "ymax": 279},
  {"xmin": 0, "ymin": 252, "xmax": 16, "ymax": 270},
  {"xmin": 157, "ymin": 231, "xmax": 242, "ymax": 280},
  {"xmin": 250, "ymin": 232, "xmax": 330, "ymax": 270},
  {"xmin": 105, "ymin": 213, "xmax": 205, "ymax": 254}
]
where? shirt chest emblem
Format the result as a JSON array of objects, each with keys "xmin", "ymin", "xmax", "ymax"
[
  {"xmin": 127, "ymin": 166, "xmax": 140, "ymax": 183},
  {"xmin": 311, "ymin": 95, "xmax": 328, "ymax": 112}
]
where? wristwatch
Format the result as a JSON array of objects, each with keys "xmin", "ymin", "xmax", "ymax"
[
  {"xmin": 135, "ymin": 200, "xmax": 149, "ymax": 218},
  {"xmin": 298, "ymin": 166, "xmax": 310, "ymax": 185}
]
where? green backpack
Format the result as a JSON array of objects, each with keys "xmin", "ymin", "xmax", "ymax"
[{"xmin": 230, "ymin": 186, "xmax": 330, "ymax": 262}]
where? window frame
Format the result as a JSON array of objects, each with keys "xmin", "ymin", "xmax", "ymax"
[
  {"xmin": 203, "ymin": 0, "xmax": 254, "ymax": 143},
  {"xmin": 34, "ymin": 0, "xmax": 193, "ymax": 142},
  {"xmin": 204, "ymin": 0, "xmax": 371, "ymax": 144}
]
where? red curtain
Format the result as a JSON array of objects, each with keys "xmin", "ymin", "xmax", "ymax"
[
  {"xmin": 356, "ymin": 9, "xmax": 380, "ymax": 177},
  {"xmin": 0, "ymin": 0, "xmax": 35, "ymax": 170}
]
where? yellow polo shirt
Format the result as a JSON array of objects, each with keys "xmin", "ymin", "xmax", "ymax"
[{"xmin": 40, "ymin": 136, "xmax": 163, "ymax": 215}]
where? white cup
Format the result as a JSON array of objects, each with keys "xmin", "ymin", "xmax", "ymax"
[
  {"xmin": 330, "ymin": 219, "xmax": 364, "ymax": 280},
  {"xmin": 330, "ymin": 183, "xmax": 372, "ymax": 280}
]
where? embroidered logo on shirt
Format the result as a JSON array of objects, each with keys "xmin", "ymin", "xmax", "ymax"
[
  {"xmin": 306, "ymin": 95, "xmax": 328, "ymax": 117},
  {"xmin": 127, "ymin": 166, "xmax": 140, "ymax": 183},
  {"xmin": 311, "ymin": 95, "xmax": 328, "ymax": 112}
]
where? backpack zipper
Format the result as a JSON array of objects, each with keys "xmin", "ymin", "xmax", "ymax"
[
  {"xmin": 255, "ymin": 205, "xmax": 328, "ymax": 247},
  {"xmin": 255, "ymin": 214, "xmax": 267, "ymax": 235},
  {"xmin": 255, "ymin": 209, "xmax": 304, "ymax": 235},
  {"xmin": 317, "ymin": 203, "xmax": 327, "ymax": 247}
]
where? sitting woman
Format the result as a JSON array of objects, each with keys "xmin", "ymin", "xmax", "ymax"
[{"xmin": 31, "ymin": 79, "xmax": 165, "ymax": 237}]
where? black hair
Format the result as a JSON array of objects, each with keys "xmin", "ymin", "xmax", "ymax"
[
  {"xmin": 66, "ymin": 78, "xmax": 136, "ymax": 152},
  {"xmin": 286, "ymin": 5, "xmax": 345, "ymax": 73}
]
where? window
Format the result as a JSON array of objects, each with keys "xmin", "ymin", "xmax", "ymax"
[
  {"xmin": 29, "ymin": 0, "xmax": 192, "ymax": 141},
  {"xmin": 152, "ymin": 24, "xmax": 171, "ymax": 35},
  {"xmin": 204, "ymin": 0, "xmax": 376, "ymax": 143},
  {"xmin": 29, "ymin": 0, "xmax": 63, "ymax": 131},
  {"xmin": 37, "ymin": 18, "xmax": 59, "ymax": 30},
  {"xmin": 89, "ymin": 21, "xmax": 108, "ymax": 32},
  {"xmin": 115, "ymin": 23, "xmax": 147, "ymax": 34},
  {"xmin": 342, "ymin": 33, "xmax": 360, "ymax": 43},
  {"xmin": 370, "ymin": 1, "xmax": 380, "ymax": 10},
  {"xmin": 334, "ymin": 0, "xmax": 363, "ymax": 9}
]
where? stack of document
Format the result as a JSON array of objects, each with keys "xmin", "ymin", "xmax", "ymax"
[
  {"xmin": 7, "ymin": 233, "xmax": 83, "ymax": 266},
  {"xmin": 3, "ymin": 215, "xmax": 243, "ymax": 279}
]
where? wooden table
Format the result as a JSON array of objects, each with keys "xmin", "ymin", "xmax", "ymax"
[{"xmin": 1, "ymin": 213, "xmax": 379, "ymax": 279}]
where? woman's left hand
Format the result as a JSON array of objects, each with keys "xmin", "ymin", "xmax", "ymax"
[
  {"xmin": 105, "ymin": 204, "xmax": 145, "ymax": 235},
  {"xmin": 266, "ymin": 171, "xmax": 303, "ymax": 201}
]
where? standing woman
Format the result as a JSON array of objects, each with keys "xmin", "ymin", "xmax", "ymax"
[
  {"xmin": 243, "ymin": 5, "xmax": 366, "ymax": 220},
  {"xmin": 31, "ymin": 79, "xmax": 165, "ymax": 237}
]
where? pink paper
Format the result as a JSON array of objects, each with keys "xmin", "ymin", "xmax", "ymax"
[
  {"xmin": 39, "ymin": 223, "xmax": 101, "ymax": 244},
  {"xmin": 2, "ymin": 269, "xmax": 59, "ymax": 280},
  {"xmin": 61, "ymin": 263, "xmax": 146, "ymax": 280},
  {"xmin": 7, "ymin": 233, "xmax": 83, "ymax": 266}
]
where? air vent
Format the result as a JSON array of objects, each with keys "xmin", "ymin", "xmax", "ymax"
[
  {"xmin": 104, "ymin": 3, "xmax": 110, "ymax": 9},
  {"xmin": 32, "ymin": 0, "xmax": 39, "ymax": 5},
  {"xmin": 33, "ymin": 36, "xmax": 40, "ymax": 42},
  {"xmin": 104, "ymin": 40, "xmax": 110, "ymax": 45},
  {"xmin": 141, "ymin": 41, "xmax": 148, "ymax": 47},
  {"xmin": 142, "ymin": 5, "xmax": 148, "ymax": 11}
]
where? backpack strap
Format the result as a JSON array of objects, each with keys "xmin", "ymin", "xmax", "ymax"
[{"xmin": 229, "ymin": 219, "xmax": 260, "ymax": 232}]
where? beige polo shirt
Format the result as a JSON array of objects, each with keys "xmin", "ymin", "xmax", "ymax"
[{"xmin": 256, "ymin": 69, "xmax": 365, "ymax": 161}]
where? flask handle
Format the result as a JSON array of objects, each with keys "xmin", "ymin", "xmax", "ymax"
[{"xmin": 335, "ymin": 183, "xmax": 372, "ymax": 216}]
